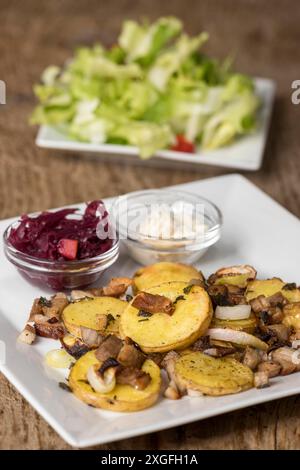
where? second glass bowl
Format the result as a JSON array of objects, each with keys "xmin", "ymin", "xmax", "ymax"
[{"xmin": 112, "ymin": 189, "xmax": 222, "ymax": 266}]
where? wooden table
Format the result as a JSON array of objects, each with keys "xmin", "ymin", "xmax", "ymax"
[{"xmin": 1, "ymin": 0, "xmax": 300, "ymax": 450}]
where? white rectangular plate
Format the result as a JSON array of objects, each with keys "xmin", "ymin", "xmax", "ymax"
[
  {"xmin": 0, "ymin": 174, "xmax": 299, "ymax": 448},
  {"xmin": 36, "ymin": 78, "xmax": 275, "ymax": 171}
]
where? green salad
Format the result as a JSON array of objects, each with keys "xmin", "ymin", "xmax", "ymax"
[{"xmin": 31, "ymin": 17, "xmax": 260, "ymax": 158}]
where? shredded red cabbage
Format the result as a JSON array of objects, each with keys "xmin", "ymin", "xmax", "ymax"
[{"xmin": 8, "ymin": 201, "xmax": 113, "ymax": 261}]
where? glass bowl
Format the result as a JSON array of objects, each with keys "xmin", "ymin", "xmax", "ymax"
[
  {"xmin": 111, "ymin": 189, "xmax": 222, "ymax": 266},
  {"xmin": 3, "ymin": 221, "xmax": 119, "ymax": 291}
]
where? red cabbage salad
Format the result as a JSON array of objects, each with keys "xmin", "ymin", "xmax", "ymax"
[{"xmin": 7, "ymin": 201, "xmax": 113, "ymax": 261}]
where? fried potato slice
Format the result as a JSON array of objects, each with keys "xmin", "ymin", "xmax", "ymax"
[
  {"xmin": 133, "ymin": 262, "xmax": 203, "ymax": 293},
  {"xmin": 209, "ymin": 266, "xmax": 256, "ymax": 288},
  {"xmin": 69, "ymin": 351, "xmax": 161, "ymax": 412},
  {"xmin": 246, "ymin": 278, "xmax": 300, "ymax": 303},
  {"xmin": 283, "ymin": 302, "xmax": 300, "ymax": 330},
  {"xmin": 120, "ymin": 282, "xmax": 212, "ymax": 353},
  {"xmin": 175, "ymin": 351, "xmax": 253, "ymax": 396},
  {"xmin": 62, "ymin": 297, "xmax": 127, "ymax": 338},
  {"xmin": 210, "ymin": 315, "xmax": 257, "ymax": 334}
]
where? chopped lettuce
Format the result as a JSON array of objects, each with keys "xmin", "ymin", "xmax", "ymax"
[
  {"xmin": 202, "ymin": 91, "xmax": 260, "ymax": 149},
  {"xmin": 112, "ymin": 122, "xmax": 173, "ymax": 158},
  {"xmin": 31, "ymin": 16, "xmax": 260, "ymax": 157},
  {"xmin": 41, "ymin": 66, "xmax": 61, "ymax": 86},
  {"xmin": 70, "ymin": 48, "xmax": 143, "ymax": 79},
  {"xmin": 119, "ymin": 17, "xmax": 182, "ymax": 64},
  {"xmin": 148, "ymin": 32, "xmax": 208, "ymax": 91}
]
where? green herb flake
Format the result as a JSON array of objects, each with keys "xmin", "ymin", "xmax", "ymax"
[
  {"xmin": 183, "ymin": 284, "xmax": 194, "ymax": 295},
  {"xmin": 106, "ymin": 313, "xmax": 115, "ymax": 325},
  {"xmin": 59, "ymin": 382, "xmax": 72, "ymax": 392},
  {"xmin": 174, "ymin": 295, "xmax": 185, "ymax": 304},
  {"xmin": 138, "ymin": 310, "xmax": 153, "ymax": 318},
  {"xmin": 282, "ymin": 282, "xmax": 297, "ymax": 291},
  {"xmin": 38, "ymin": 296, "xmax": 52, "ymax": 307}
]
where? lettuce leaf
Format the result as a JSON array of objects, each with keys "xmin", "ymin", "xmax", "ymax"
[
  {"xmin": 119, "ymin": 17, "xmax": 182, "ymax": 64},
  {"xmin": 148, "ymin": 32, "xmax": 208, "ymax": 91},
  {"xmin": 112, "ymin": 121, "xmax": 173, "ymax": 158},
  {"xmin": 202, "ymin": 91, "xmax": 260, "ymax": 149}
]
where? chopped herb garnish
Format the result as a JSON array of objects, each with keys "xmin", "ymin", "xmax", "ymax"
[
  {"xmin": 138, "ymin": 318, "xmax": 149, "ymax": 322},
  {"xmin": 38, "ymin": 296, "xmax": 52, "ymax": 307},
  {"xmin": 183, "ymin": 284, "xmax": 194, "ymax": 295},
  {"xmin": 138, "ymin": 310, "xmax": 153, "ymax": 318},
  {"xmin": 174, "ymin": 295, "xmax": 185, "ymax": 304},
  {"xmin": 126, "ymin": 294, "xmax": 133, "ymax": 302},
  {"xmin": 106, "ymin": 313, "xmax": 115, "ymax": 325},
  {"xmin": 59, "ymin": 382, "xmax": 71, "ymax": 392},
  {"xmin": 283, "ymin": 282, "xmax": 297, "ymax": 291}
]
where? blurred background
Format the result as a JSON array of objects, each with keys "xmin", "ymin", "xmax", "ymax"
[{"xmin": 1, "ymin": 0, "xmax": 300, "ymax": 449}]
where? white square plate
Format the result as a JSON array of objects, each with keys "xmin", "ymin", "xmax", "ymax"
[
  {"xmin": 0, "ymin": 174, "xmax": 299, "ymax": 448},
  {"xmin": 36, "ymin": 78, "xmax": 275, "ymax": 171}
]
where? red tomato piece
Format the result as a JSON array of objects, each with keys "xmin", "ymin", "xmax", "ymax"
[{"xmin": 171, "ymin": 135, "xmax": 195, "ymax": 153}]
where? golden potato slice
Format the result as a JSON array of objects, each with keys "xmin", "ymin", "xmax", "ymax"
[
  {"xmin": 210, "ymin": 315, "xmax": 257, "ymax": 334},
  {"xmin": 133, "ymin": 262, "xmax": 203, "ymax": 293},
  {"xmin": 62, "ymin": 297, "xmax": 127, "ymax": 338},
  {"xmin": 69, "ymin": 351, "xmax": 161, "ymax": 412},
  {"xmin": 246, "ymin": 278, "xmax": 283, "ymax": 300},
  {"xmin": 283, "ymin": 302, "xmax": 300, "ymax": 329},
  {"xmin": 175, "ymin": 351, "xmax": 253, "ymax": 396},
  {"xmin": 120, "ymin": 282, "xmax": 212, "ymax": 353},
  {"xmin": 209, "ymin": 265, "xmax": 256, "ymax": 288},
  {"xmin": 246, "ymin": 278, "xmax": 300, "ymax": 303},
  {"xmin": 214, "ymin": 274, "xmax": 251, "ymax": 287}
]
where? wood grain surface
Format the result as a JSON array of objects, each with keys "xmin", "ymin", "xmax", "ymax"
[{"xmin": 1, "ymin": 0, "xmax": 300, "ymax": 450}]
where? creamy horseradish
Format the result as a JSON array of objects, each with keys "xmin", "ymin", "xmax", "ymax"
[{"xmin": 137, "ymin": 201, "xmax": 207, "ymax": 249}]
